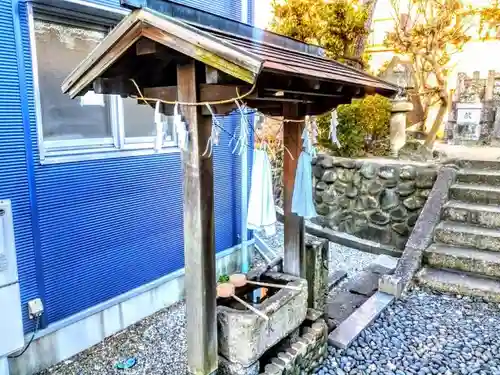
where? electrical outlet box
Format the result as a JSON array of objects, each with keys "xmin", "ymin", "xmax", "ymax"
[{"xmin": 28, "ymin": 298, "xmax": 44, "ymax": 319}]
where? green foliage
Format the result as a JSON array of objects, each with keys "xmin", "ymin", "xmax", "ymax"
[
  {"xmin": 218, "ymin": 274, "xmax": 230, "ymax": 284},
  {"xmin": 271, "ymin": 0, "xmax": 370, "ymax": 64},
  {"xmin": 317, "ymin": 95, "xmax": 392, "ymax": 157}
]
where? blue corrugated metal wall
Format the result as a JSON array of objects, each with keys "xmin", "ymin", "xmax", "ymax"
[{"xmin": 10, "ymin": 0, "xmax": 253, "ymax": 331}]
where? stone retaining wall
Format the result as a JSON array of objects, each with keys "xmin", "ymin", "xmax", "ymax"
[
  {"xmin": 260, "ymin": 319, "xmax": 328, "ymax": 375},
  {"xmin": 312, "ymin": 156, "xmax": 438, "ymax": 250}
]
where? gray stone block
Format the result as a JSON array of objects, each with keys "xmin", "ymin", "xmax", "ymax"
[
  {"xmin": 327, "ymin": 291, "xmax": 367, "ymax": 324},
  {"xmin": 218, "ymin": 356, "xmax": 259, "ymax": 375},
  {"xmin": 346, "ymin": 270, "xmax": 380, "ymax": 296},
  {"xmin": 366, "ymin": 254, "xmax": 399, "ymax": 275},
  {"xmin": 378, "ymin": 274, "xmax": 404, "ymax": 297},
  {"xmin": 328, "ymin": 292, "xmax": 394, "ymax": 349},
  {"xmin": 328, "ymin": 269, "xmax": 348, "ymax": 291},
  {"xmin": 217, "ymin": 273, "xmax": 308, "ymax": 367}
]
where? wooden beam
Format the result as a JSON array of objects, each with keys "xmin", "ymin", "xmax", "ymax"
[
  {"xmin": 282, "ymin": 103, "xmax": 305, "ymax": 278},
  {"xmin": 136, "ymin": 37, "xmax": 157, "ymax": 55},
  {"xmin": 177, "ymin": 61, "xmax": 217, "ymax": 375},
  {"xmin": 264, "ymin": 88, "xmax": 344, "ymax": 98}
]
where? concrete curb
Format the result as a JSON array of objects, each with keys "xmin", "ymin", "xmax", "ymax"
[
  {"xmin": 386, "ymin": 166, "xmax": 458, "ymax": 295},
  {"xmin": 275, "ymin": 207, "xmax": 402, "ymax": 258}
]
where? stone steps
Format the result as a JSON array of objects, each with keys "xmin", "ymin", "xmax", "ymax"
[
  {"xmin": 450, "ymin": 183, "xmax": 500, "ymax": 205},
  {"xmin": 442, "ymin": 200, "xmax": 500, "ymax": 229},
  {"xmin": 434, "ymin": 221, "xmax": 500, "ymax": 252},
  {"xmin": 416, "ymin": 267, "xmax": 500, "ymax": 302},
  {"xmin": 424, "ymin": 244, "xmax": 500, "ymax": 278},
  {"xmin": 453, "ymin": 159, "xmax": 500, "ymax": 171},
  {"xmin": 457, "ymin": 169, "xmax": 500, "ymax": 186}
]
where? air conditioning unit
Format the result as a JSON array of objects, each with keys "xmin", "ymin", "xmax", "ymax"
[{"xmin": 0, "ymin": 200, "xmax": 24, "ymax": 358}]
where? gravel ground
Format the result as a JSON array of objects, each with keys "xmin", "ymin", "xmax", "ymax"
[
  {"xmin": 318, "ymin": 290, "xmax": 500, "ymax": 375},
  {"xmin": 256, "ymin": 221, "xmax": 378, "ymax": 280},
  {"xmin": 36, "ymin": 225, "xmax": 385, "ymax": 375},
  {"xmin": 39, "ymin": 301, "xmax": 189, "ymax": 375}
]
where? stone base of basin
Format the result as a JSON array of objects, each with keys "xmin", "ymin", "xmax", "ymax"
[
  {"xmin": 218, "ymin": 356, "xmax": 260, "ymax": 375},
  {"xmin": 217, "ymin": 272, "xmax": 308, "ymax": 367},
  {"xmin": 260, "ymin": 318, "xmax": 328, "ymax": 375}
]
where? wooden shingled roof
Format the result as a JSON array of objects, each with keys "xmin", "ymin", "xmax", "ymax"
[{"xmin": 62, "ymin": 7, "xmax": 397, "ymax": 115}]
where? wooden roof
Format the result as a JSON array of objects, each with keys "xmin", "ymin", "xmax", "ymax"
[{"xmin": 62, "ymin": 7, "xmax": 397, "ymax": 115}]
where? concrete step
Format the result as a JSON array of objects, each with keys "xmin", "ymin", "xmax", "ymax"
[
  {"xmin": 416, "ymin": 267, "xmax": 500, "ymax": 302},
  {"xmin": 442, "ymin": 200, "xmax": 500, "ymax": 229},
  {"xmin": 434, "ymin": 221, "xmax": 500, "ymax": 252},
  {"xmin": 454, "ymin": 159, "xmax": 500, "ymax": 171},
  {"xmin": 457, "ymin": 169, "xmax": 500, "ymax": 186},
  {"xmin": 424, "ymin": 244, "xmax": 500, "ymax": 278},
  {"xmin": 450, "ymin": 183, "xmax": 500, "ymax": 205}
]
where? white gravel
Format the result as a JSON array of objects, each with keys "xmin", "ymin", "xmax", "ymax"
[
  {"xmin": 319, "ymin": 290, "xmax": 500, "ymax": 375},
  {"xmin": 257, "ymin": 221, "xmax": 378, "ymax": 280}
]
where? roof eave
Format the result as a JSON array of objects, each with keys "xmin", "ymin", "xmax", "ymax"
[{"xmin": 61, "ymin": 9, "xmax": 263, "ymax": 99}]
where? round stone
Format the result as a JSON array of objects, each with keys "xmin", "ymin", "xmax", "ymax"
[
  {"xmin": 369, "ymin": 210, "xmax": 390, "ymax": 225},
  {"xmin": 334, "ymin": 181, "xmax": 348, "ymax": 194},
  {"xmin": 360, "ymin": 163, "xmax": 378, "ymax": 179},
  {"xmin": 403, "ymin": 196, "xmax": 425, "ymax": 211},
  {"xmin": 321, "ymin": 186, "xmax": 337, "ymax": 204},
  {"xmin": 415, "ymin": 169, "xmax": 437, "ymax": 188},
  {"xmin": 353, "ymin": 172, "xmax": 362, "ymax": 188},
  {"xmin": 368, "ymin": 181, "xmax": 384, "ymax": 196},
  {"xmin": 337, "ymin": 169, "xmax": 354, "ymax": 183},
  {"xmin": 314, "ymin": 191, "xmax": 323, "ymax": 203},
  {"xmin": 380, "ymin": 190, "xmax": 399, "ymax": 211},
  {"xmin": 396, "ymin": 181, "xmax": 416, "ymax": 197},
  {"xmin": 316, "ymin": 203, "xmax": 329, "ymax": 216},
  {"xmin": 407, "ymin": 212, "xmax": 419, "ymax": 227},
  {"xmin": 316, "ymin": 181, "xmax": 328, "ymax": 191},
  {"xmin": 314, "ymin": 165, "xmax": 325, "ymax": 179},
  {"xmin": 362, "ymin": 195, "xmax": 379, "ymax": 209},
  {"xmin": 392, "ymin": 222, "xmax": 409, "ymax": 236},
  {"xmin": 399, "ymin": 165, "xmax": 417, "ymax": 180},
  {"xmin": 338, "ymin": 196, "xmax": 353, "ymax": 209},
  {"xmin": 323, "ymin": 170, "xmax": 337, "ymax": 183},
  {"xmin": 345, "ymin": 185, "xmax": 358, "ymax": 198},
  {"xmin": 419, "ymin": 189, "xmax": 432, "ymax": 198},
  {"xmin": 383, "ymin": 178, "xmax": 398, "ymax": 188},
  {"xmin": 378, "ymin": 166, "xmax": 397, "ymax": 180},
  {"xmin": 337, "ymin": 159, "xmax": 356, "ymax": 169},
  {"xmin": 390, "ymin": 206, "xmax": 408, "ymax": 222},
  {"xmin": 320, "ymin": 157, "xmax": 334, "ymax": 168}
]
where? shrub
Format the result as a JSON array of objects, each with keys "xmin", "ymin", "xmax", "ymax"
[{"xmin": 317, "ymin": 94, "xmax": 392, "ymax": 157}]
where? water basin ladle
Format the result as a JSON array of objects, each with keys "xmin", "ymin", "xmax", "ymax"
[
  {"xmin": 229, "ymin": 273, "xmax": 302, "ymax": 291},
  {"xmin": 216, "ymin": 282, "xmax": 269, "ymax": 321}
]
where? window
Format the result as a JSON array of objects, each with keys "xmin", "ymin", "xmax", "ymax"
[{"xmin": 30, "ymin": 16, "xmax": 176, "ymax": 163}]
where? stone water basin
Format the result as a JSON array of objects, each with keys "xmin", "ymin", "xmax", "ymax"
[{"xmin": 217, "ymin": 272, "xmax": 308, "ymax": 367}]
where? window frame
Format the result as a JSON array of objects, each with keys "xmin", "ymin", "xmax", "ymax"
[{"xmin": 27, "ymin": 4, "xmax": 178, "ymax": 165}]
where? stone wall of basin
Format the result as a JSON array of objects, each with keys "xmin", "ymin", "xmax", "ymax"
[
  {"xmin": 260, "ymin": 319, "xmax": 328, "ymax": 375},
  {"xmin": 312, "ymin": 156, "xmax": 438, "ymax": 250}
]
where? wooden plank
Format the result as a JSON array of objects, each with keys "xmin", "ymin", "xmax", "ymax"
[
  {"xmin": 136, "ymin": 37, "xmax": 157, "ymax": 55},
  {"xmin": 67, "ymin": 23, "xmax": 143, "ymax": 99},
  {"xmin": 139, "ymin": 10, "xmax": 262, "ymax": 81},
  {"xmin": 177, "ymin": 61, "xmax": 218, "ymax": 375},
  {"xmin": 62, "ymin": 10, "xmax": 142, "ymax": 95},
  {"xmin": 328, "ymin": 292, "xmax": 394, "ymax": 349},
  {"xmin": 144, "ymin": 84, "xmax": 251, "ymax": 102},
  {"xmin": 142, "ymin": 26, "xmax": 257, "ymax": 84},
  {"xmin": 282, "ymin": 103, "xmax": 305, "ymax": 278}
]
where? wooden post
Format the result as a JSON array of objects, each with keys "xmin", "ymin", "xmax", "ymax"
[
  {"xmin": 177, "ymin": 60, "xmax": 218, "ymax": 375},
  {"xmin": 282, "ymin": 103, "xmax": 305, "ymax": 278}
]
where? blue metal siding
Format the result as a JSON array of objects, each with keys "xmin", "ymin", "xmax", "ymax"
[
  {"xmin": 5, "ymin": 0, "xmax": 40, "ymax": 333},
  {"xmin": 86, "ymin": 0, "xmax": 242, "ymax": 21},
  {"xmin": 7, "ymin": 0, "xmax": 252, "ymax": 329}
]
